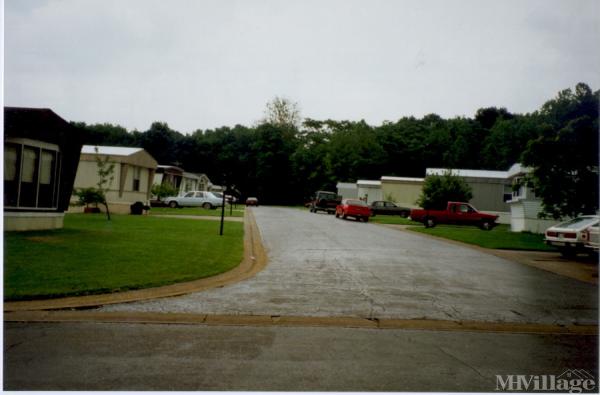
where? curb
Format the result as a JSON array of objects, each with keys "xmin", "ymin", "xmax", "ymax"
[
  {"xmin": 4, "ymin": 310, "xmax": 597, "ymax": 336},
  {"xmin": 3, "ymin": 209, "xmax": 268, "ymax": 312}
]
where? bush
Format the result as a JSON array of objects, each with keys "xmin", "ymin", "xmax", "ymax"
[
  {"xmin": 417, "ymin": 171, "xmax": 473, "ymax": 210},
  {"xmin": 73, "ymin": 187, "xmax": 105, "ymax": 208},
  {"xmin": 151, "ymin": 183, "xmax": 178, "ymax": 200}
]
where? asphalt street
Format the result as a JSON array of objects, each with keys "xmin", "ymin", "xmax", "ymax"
[
  {"xmin": 101, "ymin": 207, "xmax": 597, "ymax": 325},
  {"xmin": 4, "ymin": 322, "xmax": 597, "ymax": 391}
]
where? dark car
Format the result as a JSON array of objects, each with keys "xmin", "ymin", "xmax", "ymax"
[
  {"xmin": 309, "ymin": 190, "xmax": 342, "ymax": 214},
  {"xmin": 370, "ymin": 201, "xmax": 411, "ymax": 217}
]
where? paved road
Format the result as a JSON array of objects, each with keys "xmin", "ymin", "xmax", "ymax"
[
  {"xmin": 4, "ymin": 322, "xmax": 597, "ymax": 391},
  {"xmin": 101, "ymin": 207, "xmax": 597, "ymax": 325}
]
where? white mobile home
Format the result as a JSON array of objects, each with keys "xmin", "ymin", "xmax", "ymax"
[{"xmin": 357, "ymin": 180, "xmax": 382, "ymax": 204}]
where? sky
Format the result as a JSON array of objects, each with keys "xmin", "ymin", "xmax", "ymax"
[{"xmin": 4, "ymin": 0, "xmax": 600, "ymax": 134}]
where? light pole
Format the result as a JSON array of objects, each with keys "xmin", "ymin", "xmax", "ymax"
[{"xmin": 219, "ymin": 182, "xmax": 226, "ymax": 236}]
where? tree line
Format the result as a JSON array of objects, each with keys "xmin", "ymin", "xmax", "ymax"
[{"xmin": 72, "ymin": 84, "xmax": 599, "ymax": 218}]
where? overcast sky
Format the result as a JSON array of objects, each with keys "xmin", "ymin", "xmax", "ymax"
[{"xmin": 4, "ymin": 0, "xmax": 600, "ymax": 133}]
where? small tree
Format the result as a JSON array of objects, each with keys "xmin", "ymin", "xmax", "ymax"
[
  {"xmin": 93, "ymin": 147, "xmax": 115, "ymax": 220},
  {"xmin": 417, "ymin": 171, "xmax": 473, "ymax": 210},
  {"xmin": 151, "ymin": 183, "xmax": 178, "ymax": 201}
]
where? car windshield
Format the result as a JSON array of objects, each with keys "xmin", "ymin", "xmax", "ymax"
[
  {"xmin": 346, "ymin": 199, "xmax": 367, "ymax": 206},
  {"xmin": 319, "ymin": 192, "xmax": 337, "ymax": 200},
  {"xmin": 555, "ymin": 217, "xmax": 599, "ymax": 229}
]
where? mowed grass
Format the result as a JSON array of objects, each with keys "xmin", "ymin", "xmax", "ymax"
[
  {"xmin": 370, "ymin": 215, "xmax": 420, "ymax": 225},
  {"xmin": 406, "ymin": 224, "xmax": 555, "ymax": 251},
  {"xmin": 150, "ymin": 206, "xmax": 245, "ymax": 217},
  {"xmin": 4, "ymin": 213, "xmax": 244, "ymax": 300}
]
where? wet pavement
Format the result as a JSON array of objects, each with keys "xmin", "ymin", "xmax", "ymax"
[
  {"xmin": 99, "ymin": 207, "xmax": 597, "ymax": 325},
  {"xmin": 4, "ymin": 322, "xmax": 597, "ymax": 391}
]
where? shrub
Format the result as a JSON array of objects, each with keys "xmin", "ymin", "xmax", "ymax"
[
  {"xmin": 417, "ymin": 171, "xmax": 473, "ymax": 210},
  {"xmin": 73, "ymin": 187, "xmax": 105, "ymax": 208}
]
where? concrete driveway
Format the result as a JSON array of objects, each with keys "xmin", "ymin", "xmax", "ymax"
[{"xmin": 101, "ymin": 207, "xmax": 597, "ymax": 325}]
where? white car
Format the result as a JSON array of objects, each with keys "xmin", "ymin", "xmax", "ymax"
[
  {"xmin": 544, "ymin": 216, "xmax": 600, "ymax": 257},
  {"xmin": 582, "ymin": 222, "xmax": 599, "ymax": 252},
  {"xmin": 165, "ymin": 191, "xmax": 224, "ymax": 209}
]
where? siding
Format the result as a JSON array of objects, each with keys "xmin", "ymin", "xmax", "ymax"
[
  {"xmin": 357, "ymin": 186, "xmax": 382, "ymax": 203},
  {"xmin": 380, "ymin": 181, "xmax": 423, "ymax": 208}
]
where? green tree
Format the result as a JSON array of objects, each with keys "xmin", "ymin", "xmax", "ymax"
[
  {"xmin": 151, "ymin": 183, "xmax": 178, "ymax": 201},
  {"xmin": 417, "ymin": 171, "xmax": 473, "ymax": 210},
  {"xmin": 521, "ymin": 83, "xmax": 599, "ymax": 219}
]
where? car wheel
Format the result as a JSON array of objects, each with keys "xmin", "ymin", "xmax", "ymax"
[
  {"xmin": 335, "ymin": 212, "xmax": 340, "ymax": 218},
  {"xmin": 363, "ymin": 217, "xmax": 369, "ymax": 223},
  {"xmin": 480, "ymin": 221, "xmax": 492, "ymax": 230},
  {"xmin": 425, "ymin": 217, "xmax": 436, "ymax": 228},
  {"xmin": 168, "ymin": 201, "xmax": 178, "ymax": 208},
  {"xmin": 202, "ymin": 202, "xmax": 212, "ymax": 210},
  {"xmin": 400, "ymin": 211, "xmax": 409, "ymax": 218},
  {"xmin": 342, "ymin": 212, "xmax": 347, "ymax": 220}
]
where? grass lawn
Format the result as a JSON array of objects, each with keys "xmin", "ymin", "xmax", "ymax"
[
  {"xmin": 406, "ymin": 224, "xmax": 555, "ymax": 251},
  {"xmin": 150, "ymin": 205, "xmax": 245, "ymax": 217},
  {"xmin": 370, "ymin": 215, "xmax": 420, "ymax": 225},
  {"xmin": 4, "ymin": 213, "xmax": 244, "ymax": 301}
]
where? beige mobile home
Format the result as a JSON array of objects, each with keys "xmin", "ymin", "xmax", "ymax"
[
  {"xmin": 380, "ymin": 176, "xmax": 425, "ymax": 208},
  {"xmin": 72, "ymin": 145, "xmax": 158, "ymax": 214}
]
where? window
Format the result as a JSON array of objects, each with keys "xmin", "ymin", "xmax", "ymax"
[
  {"xmin": 38, "ymin": 150, "xmax": 58, "ymax": 207},
  {"xmin": 512, "ymin": 177, "xmax": 523, "ymax": 198},
  {"xmin": 195, "ymin": 192, "xmax": 205, "ymax": 198},
  {"xmin": 4, "ymin": 144, "xmax": 19, "ymax": 207},
  {"xmin": 184, "ymin": 191, "xmax": 194, "ymax": 198},
  {"xmin": 4, "ymin": 141, "xmax": 60, "ymax": 209},
  {"xmin": 458, "ymin": 204, "xmax": 473, "ymax": 213},
  {"xmin": 132, "ymin": 167, "xmax": 141, "ymax": 191}
]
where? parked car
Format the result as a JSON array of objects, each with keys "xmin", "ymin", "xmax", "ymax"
[
  {"xmin": 246, "ymin": 197, "xmax": 259, "ymax": 206},
  {"xmin": 410, "ymin": 202, "xmax": 499, "ymax": 230},
  {"xmin": 544, "ymin": 216, "xmax": 600, "ymax": 257},
  {"xmin": 164, "ymin": 191, "xmax": 223, "ymax": 209},
  {"xmin": 335, "ymin": 199, "xmax": 372, "ymax": 222},
  {"xmin": 370, "ymin": 201, "xmax": 411, "ymax": 217},
  {"xmin": 582, "ymin": 222, "xmax": 599, "ymax": 253},
  {"xmin": 309, "ymin": 190, "xmax": 342, "ymax": 214}
]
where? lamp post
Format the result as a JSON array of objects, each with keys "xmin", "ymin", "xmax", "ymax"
[{"xmin": 219, "ymin": 182, "xmax": 226, "ymax": 236}]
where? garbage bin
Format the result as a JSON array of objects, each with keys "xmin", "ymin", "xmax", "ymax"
[{"xmin": 130, "ymin": 201, "xmax": 146, "ymax": 215}]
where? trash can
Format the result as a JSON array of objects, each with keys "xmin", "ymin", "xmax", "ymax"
[{"xmin": 130, "ymin": 201, "xmax": 146, "ymax": 215}]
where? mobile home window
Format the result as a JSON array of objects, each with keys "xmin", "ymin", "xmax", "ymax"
[
  {"xmin": 132, "ymin": 167, "xmax": 141, "ymax": 191},
  {"xmin": 3, "ymin": 142, "xmax": 60, "ymax": 209}
]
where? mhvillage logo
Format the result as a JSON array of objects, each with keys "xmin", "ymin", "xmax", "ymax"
[{"xmin": 496, "ymin": 369, "xmax": 596, "ymax": 393}]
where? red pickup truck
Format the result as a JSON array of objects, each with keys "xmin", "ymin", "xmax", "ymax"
[{"xmin": 410, "ymin": 202, "xmax": 499, "ymax": 230}]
